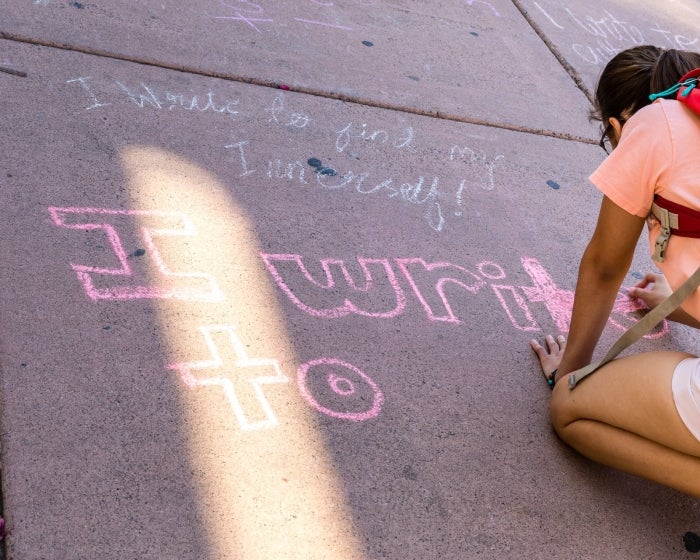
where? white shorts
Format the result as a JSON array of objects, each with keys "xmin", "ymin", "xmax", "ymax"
[{"xmin": 672, "ymin": 357, "xmax": 700, "ymax": 442}]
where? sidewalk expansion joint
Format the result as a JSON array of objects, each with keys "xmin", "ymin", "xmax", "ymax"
[
  {"xmin": 0, "ymin": 31, "xmax": 597, "ymax": 145},
  {"xmin": 509, "ymin": 0, "xmax": 595, "ymax": 106}
]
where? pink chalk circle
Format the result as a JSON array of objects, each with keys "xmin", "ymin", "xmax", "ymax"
[
  {"xmin": 609, "ymin": 295, "xmax": 669, "ymax": 340},
  {"xmin": 477, "ymin": 261, "xmax": 506, "ymax": 280},
  {"xmin": 328, "ymin": 373, "xmax": 355, "ymax": 396},
  {"xmin": 297, "ymin": 358, "xmax": 383, "ymax": 421}
]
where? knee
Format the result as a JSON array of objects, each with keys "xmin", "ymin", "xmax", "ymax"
[{"xmin": 549, "ymin": 382, "xmax": 575, "ymax": 439}]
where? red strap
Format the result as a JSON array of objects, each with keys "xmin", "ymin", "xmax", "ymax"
[
  {"xmin": 655, "ymin": 195, "xmax": 700, "ymax": 238},
  {"xmin": 677, "ymin": 68, "xmax": 700, "ymax": 115},
  {"xmin": 679, "ymin": 68, "xmax": 700, "ymax": 82}
]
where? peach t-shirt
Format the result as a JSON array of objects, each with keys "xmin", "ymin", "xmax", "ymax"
[{"xmin": 589, "ymin": 99, "xmax": 700, "ymax": 319}]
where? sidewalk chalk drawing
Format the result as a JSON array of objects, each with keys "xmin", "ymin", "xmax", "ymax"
[
  {"xmin": 297, "ymin": 358, "xmax": 383, "ymax": 422},
  {"xmin": 395, "ymin": 258, "xmax": 489, "ymax": 324},
  {"xmin": 67, "ymin": 76, "xmax": 240, "ymax": 117},
  {"xmin": 214, "ymin": 0, "xmax": 353, "ymax": 33},
  {"xmin": 48, "ymin": 207, "xmax": 224, "ymax": 301},
  {"xmin": 259, "ymin": 254, "xmax": 407, "ymax": 318},
  {"xmin": 49, "ymin": 206, "xmax": 668, "ymax": 428},
  {"xmin": 168, "ymin": 325, "xmax": 290, "ymax": 430},
  {"xmin": 464, "ymin": 0, "xmax": 501, "ymax": 17},
  {"xmin": 168, "ymin": 327, "xmax": 382, "ymax": 427},
  {"xmin": 261, "ymin": 253, "xmax": 668, "ymax": 338},
  {"xmin": 67, "ymin": 79, "xmax": 506, "ymax": 233},
  {"xmin": 531, "ymin": 2, "xmax": 698, "ymax": 65},
  {"xmin": 335, "ymin": 121, "xmax": 415, "ymax": 154}
]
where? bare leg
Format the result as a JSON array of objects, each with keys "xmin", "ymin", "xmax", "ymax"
[{"xmin": 550, "ymin": 351, "xmax": 700, "ymax": 497}]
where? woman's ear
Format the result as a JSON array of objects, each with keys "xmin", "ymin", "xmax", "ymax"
[{"xmin": 608, "ymin": 117, "xmax": 624, "ymax": 148}]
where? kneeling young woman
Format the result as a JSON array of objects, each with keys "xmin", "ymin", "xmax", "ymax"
[{"xmin": 531, "ymin": 45, "xmax": 700, "ymax": 497}]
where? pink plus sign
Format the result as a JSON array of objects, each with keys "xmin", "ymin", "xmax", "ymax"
[{"xmin": 168, "ymin": 326, "xmax": 290, "ymax": 431}]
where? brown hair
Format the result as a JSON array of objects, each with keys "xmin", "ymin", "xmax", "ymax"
[{"xmin": 592, "ymin": 46, "xmax": 700, "ymax": 126}]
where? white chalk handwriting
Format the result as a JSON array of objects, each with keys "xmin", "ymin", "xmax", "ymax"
[
  {"xmin": 213, "ymin": 0, "xmax": 353, "ymax": 33},
  {"xmin": 335, "ymin": 122, "xmax": 415, "ymax": 154},
  {"xmin": 266, "ymin": 93, "xmax": 311, "ymax": 128},
  {"xmin": 66, "ymin": 77, "xmax": 111, "ymax": 110},
  {"xmin": 64, "ymin": 77, "xmax": 505, "ymax": 231},
  {"xmin": 67, "ymin": 76, "xmax": 240, "ymax": 116},
  {"xmin": 227, "ymin": 136, "xmax": 503, "ymax": 231},
  {"xmin": 533, "ymin": 2, "xmax": 699, "ymax": 65},
  {"xmin": 116, "ymin": 81, "xmax": 240, "ymax": 115},
  {"xmin": 464, "ymin": 0, "xmax": 501, "ymax": 18},
  {"xmin": 450, "ymin": 146, "xmax": 504, "ymax": 193}
]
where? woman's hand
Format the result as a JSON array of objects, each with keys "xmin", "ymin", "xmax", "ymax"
[
  {"xmin": 629, "ymin": 271, "xmax": 700, "ymax": 328},
  {"xmin": 530, "ymin": 335, "xmax": 567, "ymax": 385},
  {"xmin": 628, "ymin": 272, "xmax": 671, "ymax": 310}
]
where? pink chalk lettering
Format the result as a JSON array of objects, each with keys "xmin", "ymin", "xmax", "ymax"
[
  {"xmin": 395, "ymin": 258, "xmax": 486, "ymax": 323},
  {"xmin": 260, "ymin": 253, "xmax": 406, "ymax": 318},
  {"xmin": 220, "ymin": 0, "xmax": 265, "ymax": 14},
  {"xmin": 48, "ymin": 207, "xmax": 223, "ymax": 302},
  {"xmin": 297, "ymin": 358, "xmax": 383, "ymax": 421},
  {"xmin": 491, "ymin": 285, "xmax": 540, "ymax": 332},
  {"xmin": 520, "ymin": 256, "xmax": 665, "ymax": 337},
  {"xmin": 328, "ymin": 373, "xmax": 355, "ymax": 396},
  {"xmin": 168, "ymin": 325, "xmax": 289, "ymax": 431},
  {"xmin": 476, "ymin": 261, "xmax": 506, "ymax": 280},
  {"xmin": 610, "ymin": 294, "xmax": 669, "ymax": 339},
  {"xmin": 520, "ymin": 257, "xmax": 573, "ymax": 333},
  {"xmin": 478, "ymin": 261, "xmax": 540, "ymax": 330},
  {"xmin": 261, "ymin": 252, "xmax": 668, "ymax": 341}
]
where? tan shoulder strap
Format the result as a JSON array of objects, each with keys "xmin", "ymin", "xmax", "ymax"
[{"xmin": 568, "ymin": 264, "xmax": 700, "ymax": 389}]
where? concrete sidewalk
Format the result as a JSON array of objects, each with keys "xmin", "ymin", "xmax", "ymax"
[{"xmin": 1, "ymin": 1, "xmax": 699, "ymax": 559}]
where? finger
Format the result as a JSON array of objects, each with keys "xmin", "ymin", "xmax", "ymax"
[
  {"xmin": 530, "ymin": 338, "xmax": 549, "ymax": 358},
  {"xmin": 545, "ymin": 334, "xmax": 560, "ymax": 352},
  {"xmin": 629, "ymin": 282, "xmax": 656, "ymax": 298},
  {"xmin": 556, "ymin": 335, "xmax": 567, "ymax": 350},
  {"xmin": 637, "ymin": 272, "xmax": 662, "ymax": 288},
  {"xmin": 632, "ymin": 277, "xmax": 653, "ymax": 290},
  {"xmin": 629, "ymin": 284, "xmax": 656, "ymax": 299},
  {"xmin": 628, "ymin": 286, "xmax": 643, "ymax": 298},
  {"xmin": 530, "ymin": 339, "xmax": 560, "ymax": 365}
]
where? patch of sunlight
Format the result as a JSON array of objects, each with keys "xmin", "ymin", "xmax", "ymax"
[{"xmin": 121, "ymin": 145, "xmax": 366, "ymax": 560}]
